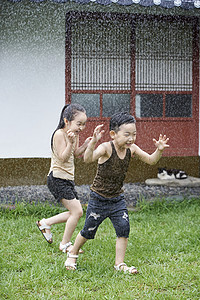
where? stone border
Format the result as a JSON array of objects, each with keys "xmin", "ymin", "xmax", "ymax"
[{"xmin": 145, "ymin": 176, "xmax": 200, "ymax": 187}]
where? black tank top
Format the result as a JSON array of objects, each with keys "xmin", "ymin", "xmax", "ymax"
[{"xmin": 91, "ymin": 141, "xmax": 131, "ymax": 198}]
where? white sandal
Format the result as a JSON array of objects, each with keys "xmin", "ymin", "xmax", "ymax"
[
  {"xmin": 59, "ymin": 241, "xmax": 72, "ymax": 253},
  {"xmin": 59, "ymin": 242, "xmax": 84, "ymax": 254},
  {"xmin": 114, "ymin": 263, "xmax": 138, "ymax": 274},
  {"xmin": 65, "ymin": 252, "xmax": 79, "ymax": 270},
  {"xmin": 36, "ymin": 219, "xmax": 53, "ymax": 244}
]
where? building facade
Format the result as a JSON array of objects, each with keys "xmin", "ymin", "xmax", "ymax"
[{"xmin": 0, "ymin": 0, "xmax": 199, "ymax": 186}]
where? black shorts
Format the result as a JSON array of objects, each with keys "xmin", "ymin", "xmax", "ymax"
[{"xmin": 47, "ymin": 171, "xmax": 79, "ymax": 202}]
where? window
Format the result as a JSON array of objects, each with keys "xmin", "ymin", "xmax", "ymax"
[
  {"xmin": 69, "ymin": 15, "xmax": 132, "ymax": 117},
  {"xmin": 71, "ymin": 94, "xmax": 100, "ymax": 117},
  {"xmin": 67, "ymin": 13, "xmax": 195, "ymax": 120},
  {"xmin": 136, "ymin": 94, "xmax": 163, "ymax": 118},
  {"xmin": 71, "ymin": 93, "xmax": 130, "ymax": 117},
  {"xmin": 165, "ymin": 94, "xmax": 192, "ymax": 118},
  {"xmin": 136, "ymin": 93, "xmax": 192, "ymax": 118},
  {"xmin": 102, "ymin": 94, "xmax": 130, "ymax": 117},
  {"xmin": 71, "ymin": 18, "xmax": 131, "ymax": 90},
  {"xmin": 135, "ymin": 18, "xmax": 193, "ymax": 119},
  {"xmin": 135, "ymin": 19, "xmax": 192, "ymax": 91}
]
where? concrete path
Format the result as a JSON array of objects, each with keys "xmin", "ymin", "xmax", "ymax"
[{"xmin": 145, "ymin": 176, "xmax": 200, "ymax": 187}]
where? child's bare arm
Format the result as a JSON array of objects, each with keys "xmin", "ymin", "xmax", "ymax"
[
  {"xmin": 84, "ymin": 143, "xmax": 108, "ymax": 163},
  {"xmin": 74, "ymin": 137, "xmax": 92, "ymax": 157},
  {"xmin": 53, "ymin": 129, "xmax": 75, "ymax": 162},
  {"xmin": 84, "ymin": 125, "xmax": 105, "ymax": 163},
  {"xmin": 132, "ymin": 134, "xmax": 169, "ymax": 165}
]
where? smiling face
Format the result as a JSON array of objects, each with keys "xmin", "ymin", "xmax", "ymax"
[
  {"xmin": 65, "ymin": 111, "xmax": 87, "ymax": 135},
  {"xmin": 110, "ymin": 123, "xmax": 137, "ymax": 149}
]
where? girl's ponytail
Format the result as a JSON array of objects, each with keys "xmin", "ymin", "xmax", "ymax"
[
  {"xmin": 51, "ymin": 105, "xmax": 69, "ymax": 150},
  {"xmin": 50, "ymin": 103, "xmax": 85, "ymax": 151},
  {"xmin": 57, "ymin": 104, "xmax": 70, "ymax": 130}
]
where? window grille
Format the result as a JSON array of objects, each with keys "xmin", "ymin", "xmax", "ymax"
[
  {"xmin": 71, "ymin": 19, "xmax": 131, "ymax": 90},
  {"xmin": 135, "ymin": 19, "xmax": 193, "ymax": 91}
]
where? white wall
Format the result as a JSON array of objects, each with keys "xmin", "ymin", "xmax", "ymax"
[{"xmin": 0, "ymin": 1, "xmax": 67, "ymax": 158}]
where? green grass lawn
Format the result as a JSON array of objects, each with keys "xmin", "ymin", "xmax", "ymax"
[{"xmin": 0, "ymin": 198, "xmax": 199, "ymax": 299}]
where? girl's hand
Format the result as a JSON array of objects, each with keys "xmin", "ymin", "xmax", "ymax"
[
  {"xmin": 66, "ymin": 129, "xmax": 76, "ymax": 144},
  {"xmin": 153, "ymin": 134, "xmax": 169, "ymax": 151},
  {"xmin": 93, "ymin": 124, "xmax": 104, "ymax": 143}
]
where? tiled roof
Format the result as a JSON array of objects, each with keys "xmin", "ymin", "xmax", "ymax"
[{"xmin": 8, "ymin": 0, "xmax": 200, "ymax": 9}]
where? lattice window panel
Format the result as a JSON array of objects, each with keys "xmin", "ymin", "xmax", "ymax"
[
  {"xmin": 135, "ymin": 19, "xmax": 193, "ymax": 91},
  {"xmin": 71, "ymin": 19, "xmax": 131, "ymax": 90}
]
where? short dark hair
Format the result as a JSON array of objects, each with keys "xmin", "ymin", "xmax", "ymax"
[{"xmin": 109, "ymin": 112, "xmax": 136, "ymax": 132}]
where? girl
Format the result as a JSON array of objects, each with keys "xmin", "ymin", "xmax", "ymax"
[{"xmin": 36, "ymin": 103, "xmax": 91, "ymax": 253}]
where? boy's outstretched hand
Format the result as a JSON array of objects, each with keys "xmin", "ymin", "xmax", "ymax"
[
  {"xmin": 93, "ymin": 124, "xmax": 104, "ymax": 143},
  {"xmin": 153, "ymin": 134, "xmax": 169, "ymax": 151}
]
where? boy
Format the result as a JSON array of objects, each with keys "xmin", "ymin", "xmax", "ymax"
[{"xmin": 65, "ymin": 112, "xmax": 169, "ymax": 274}]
